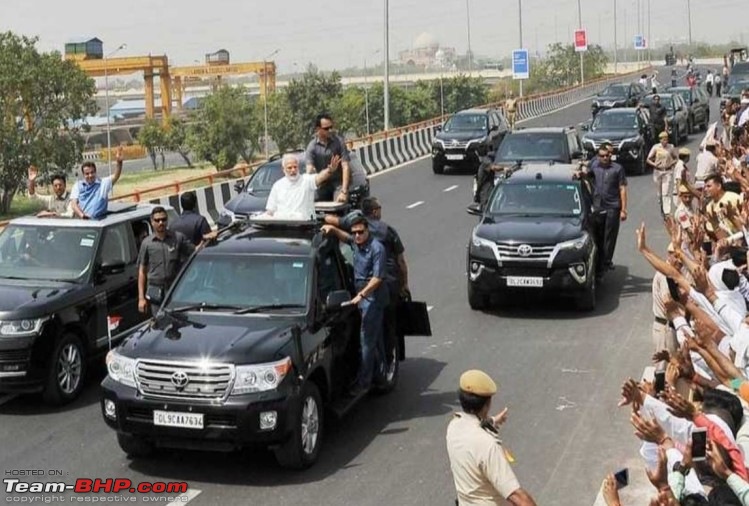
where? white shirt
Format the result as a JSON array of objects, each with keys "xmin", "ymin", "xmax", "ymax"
[
  {"xmin": 265, "ymin": 174, "xmax": 318, "ymax": 220},
  {"xmin": 739, "ymin": 107, "xmax": 749, "ymax": 128},
  {"xmin": 706, "ymin": 73, "xmax": 715, "ymax": 84},
  {"xmin": 695, "ymin": 150, "xmax": 719, "ymax": 180}
]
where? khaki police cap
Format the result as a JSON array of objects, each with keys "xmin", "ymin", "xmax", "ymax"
[
  {"xmin": 679, "ymin": 148, "xmax": 691, "ymax": 157},
  {"xmin": 678, "ymin": 182, "xmax": 691, "ymax": 194},
  {"xmin": 459, "ymin": 370, "xmax": 497, "ymax": 396}
]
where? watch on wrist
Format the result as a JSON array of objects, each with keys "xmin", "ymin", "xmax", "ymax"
[{"xmin": 672, "ymin": 462, "xmax": 690, "ymax": 475}]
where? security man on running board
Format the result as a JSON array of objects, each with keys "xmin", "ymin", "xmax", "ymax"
[{"xmin": 446, "ymin": 370, "xmax": 537, "ymax": 506}]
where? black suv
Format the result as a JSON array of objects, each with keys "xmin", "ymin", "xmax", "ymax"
[
  {"xmin": 580, "ymin": 108, "xmax": 653, "ymax": 175},
  {"xmin": 472, "ymin": 126, "xmax": 584, "ymax": 204},
  {"xmin": 0, "ymin": 203, "xmax": 174, "ymax": 404},
  {"xmin": 667, "ymin": 86, "xmax": 710, "ymax": 133},
  {"xmin": 431, "ymin": 108, "xmax": 510, "ymax": 174},
  {"xmin": 591, "ymin": 82, "xmax": 647, "ymax": 116},
  {"xmin": 466, "ymin": 163, "xmax": 597, "ymax": 311},
  {"xmin": 101, "ymin": 217, "xmax": 408, "ymax": 469},
  {"xmin": 218, "ymin": 152, "xmax": 371, "ymax": 227}
]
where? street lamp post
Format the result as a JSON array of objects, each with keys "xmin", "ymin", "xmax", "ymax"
[
  {"xmin": 647, "ymin": 0, "xmax": 651, "ymax": 64},
  {"xmin": 614, "ymin": 0, "xmax": 618, "ymax": 74},
  {"xmin": 104, "ymin": 43, "xmax": 126, "ymax": 177},
  {"xmin": 363, "ymin": 50, "xmax": 381, "ymax": 136},
  {"xmin": 518, "ymin": 0, "xmax": 524, "ymax": 97},
  {"xmin": 686, "ymin": 0, "xmax": 692, "ymax": 47},
  {"xmin": 383, "ymin": 0, "xmax": 390, "ymax": 130},
  {"xmin": 577, "ymin": 0, "xmax": 584, "ymax": 85},
  {"xmin": 466, "ymin": 0, "xmax": 473, "ymax": 73},
  {"xmin": 263, "ymin": 49, "xmax": 280, "ymax": 159}
]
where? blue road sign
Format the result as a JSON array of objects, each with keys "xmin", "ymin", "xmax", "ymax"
[
  {"xmin": 634, "ymin": 34, "xmax": 646, "ymax": 50},
  {"xmin": 512, "ymin": 49, "xmax": 529, "ymax": 80}
]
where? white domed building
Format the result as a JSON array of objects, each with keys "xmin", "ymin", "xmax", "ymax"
[{"xmin": 398, "ymin": 32, "xmax": 456, "ymax": 68}]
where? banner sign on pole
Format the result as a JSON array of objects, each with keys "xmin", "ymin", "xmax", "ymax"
[
  {"xmin": 512, "ymin": 49, "xmax": 529, "ymax": 80},
  {"xmin": 634, "ymin": 34, "xmax": 647, "ymax": 50},
  {"xmin": 574, "ymin": 29, "xmax": 588, "ymax": 52}
]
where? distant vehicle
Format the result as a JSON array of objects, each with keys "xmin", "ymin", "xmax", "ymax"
[
  {"xmin": 218, "ymin": 151, "xmax": 370, "ymax": 227},
  {"xmin": 580, "ymin": 108, "xmax": 653, "ymax": 175},
  {"xmin": 483, "ymin": 62, "xmax": 504, "ymax": 71},
  {"xmin": 466, "ymin": 163, "xmax": 598, "ymax": 311},
  {"xmin": 640, "ymin": 93, "xmax": 690, "ymax": 145},
  {"xmin": 721, "ymin": 80, "xmax": 749, "ymax": 112},
  {"xmin": 591, "ymin": 83, "xmax": 648, "ymax": 116},
  {"xmin": 666, "ymin": 86, "xmax": 710, "ymax": 133},
  {"xmin": 728, "ymin": 61, "xmax": 749, "ymax": 88},
  {"xmin": 431, "ymin": 108, "xmax": 510, "ymax": 174}
]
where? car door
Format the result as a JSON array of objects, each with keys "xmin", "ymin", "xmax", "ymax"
[
  {"xmin": 94, "ymin": 222, "xmax": 140, "ymax": 349},
  {"xmin": 489, "ymin": 112, "xmax": 502, "ymax": 150},
  {"xmin": 637, "ymin": 110, "xmax": 653, "ymax": 149}
]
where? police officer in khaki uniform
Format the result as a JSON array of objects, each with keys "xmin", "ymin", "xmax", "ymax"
[{"xmin": 446, "ymin": 370, "xmax": 537, "ymax": 506}]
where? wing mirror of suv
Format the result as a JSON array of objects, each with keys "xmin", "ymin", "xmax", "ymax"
[
  {"xmin": 99, "ymin": 260, "xmax": 126, "ymax": 276},
  {"xmin": 490, "ymin": 125, "xmax": 499, "ymax": 132},
  {"xmin": 233, "ymin": 179, "xmax": 246, "ymax": 193},
  {"xmin": 570, "ymin": 150, "xmax": 584, "ymax": 160},
  {"xmin": 578, "ymin": 122, "xmax": 590, "ymax": 132},
  {"xmin": 466, "ymin": 203, "xmax": 483, "ymax": 216},
  {"xmin": 326, "ymin": 290, "xmax": 352, "ymax": 312}
]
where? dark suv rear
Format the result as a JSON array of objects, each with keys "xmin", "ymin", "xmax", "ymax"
[
  {"xmin": 467, "ymin": 163, "xmax": 598, "ymax": 311},
  {"xmin": 431, "ymin": 108, "xmax": 509, "ymax": 174}
]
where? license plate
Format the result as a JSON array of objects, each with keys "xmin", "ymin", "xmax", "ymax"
[
  {"xmin": 446, "ymin": 154, "xmax": 464, "ymax": 160},
  {"xmin": 506, "ymin": 276, "xmax": 543, "ymax": 287},
  {"xmin": 153, "ymin": 410, "xmax": 204, "ymax": 429}
]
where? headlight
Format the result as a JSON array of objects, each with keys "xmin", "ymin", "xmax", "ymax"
[
  {"xmin": 582, "ymin": 138, "xmax": 595, "ymax": 148},
  {"xmin": 0, "ymin": 318, "xmax": 46, "ymax": 337},
  {"xmin": 432, "ymin": 139, "xmax": 445, "ymax": 149},
  {"xmin": 231, "ymin": 357, "xmax": 292, "ymax": 395},
  {"xmin": 106, "ymin": 350, "xmax": 137, "ymax": 388},
  {"xmin": 558, "ymin": 233, "xmax": 590, "ymax": 251},
  {"xmin": 466, "ymin": 137, "xmax": 487, "ymax": 148},
  {"xmin": 471, "ymin": 231, "xmax": 495, "ymax": 249},
  {"xmin": 618, "ymin": 137, "xmax": 639, "ymax": 148}
]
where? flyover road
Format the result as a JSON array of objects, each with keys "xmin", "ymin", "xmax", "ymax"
[{"xmin": 0, "ymin": 89, "xmax": 720, "ymax": 505}]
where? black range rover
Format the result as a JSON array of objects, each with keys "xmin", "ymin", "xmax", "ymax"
[
  {"xmin": 431, "ymin": 108, "xmax": 509, "ymax": 174},
  {"xmin": 101, "ymin": 217, "xmax": 408, "ymax": 469},
  {"xmin": 0, "ymin": 203, "xmax": 174, "ymax": 404},
  {"xmin": 466, "ymin": 164, "xmax": 597, "ymax": 311}
]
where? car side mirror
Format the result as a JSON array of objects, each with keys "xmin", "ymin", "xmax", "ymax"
[
  {"xmin": 325, "ymin": 290, "xmax": 352, "ymax": 312},
  {"xmin": 490, "ymin": 125, "xmax": 499, "ymax": 132},
  {"xmin": 571, "ymin": 151, "xmax": 584, "ymax": 160},
  {"xmin": 578, "ymin": 122, "xmax": 590, "ymax": 132},
  {"xmin": 466, "ymin": 203, "xmax": 482, "ymax": 216},
  {"xmin": 486, "ymin": 151, "xmax": 495, "ymax": 159},
  {"xmin": 435, "ymin": 124, "xmax": 442, "ymax": 132},
  {"xmin": 233, "ymin": 179, "xmax": 245, "ymax": 193},
  {"xmin": 99, "ymin": 260, "xmax": 126, "ymax": 276}
]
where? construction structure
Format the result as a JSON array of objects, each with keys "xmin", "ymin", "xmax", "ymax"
[
  {"xmin": 170, "ymin": 50, "xmax": 276, "ymax": 110},
  {"xmin": 65, "ymin": 37, "xmax": 172, "ymax": 120}
]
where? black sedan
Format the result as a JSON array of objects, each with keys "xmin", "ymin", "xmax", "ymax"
[
  {"xmin": 580, "ymin": 108, "xmax": 653, "ymax": 174},
  {"xmin": 667, "ymin": 86, "xmax": 710, "ymax": 133},
  {"xmin": 591, "ymin": 82, "xmax": 648, "ymax": 116},
  {"xmin": 217, "ymin": 151, "xmax": 370, "ymax": 227},
  {"xmin": 640, "ymin": 93, "xmax": 690, "ymax": 145}
]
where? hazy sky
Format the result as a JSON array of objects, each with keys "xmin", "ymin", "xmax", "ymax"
[{"xmin": 2, "ymin": 0, "xmax": 747, "ymax": 73}]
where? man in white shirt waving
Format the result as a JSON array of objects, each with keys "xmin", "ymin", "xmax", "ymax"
[{"xmin": 265, "ymin": 153, "xmax": 340, "ymax": 220}]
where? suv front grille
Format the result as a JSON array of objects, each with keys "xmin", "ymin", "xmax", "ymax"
[
  {"xmin": 496, "ymin": 242, "xmax": 555, "ymax": 262},
  {"xmin": 136, "ymin": 360, "xmax": 234, "ymax": 402},
  {"xmin": 0, "ymin": 349, "xmax": 30, "ymax": 362}
]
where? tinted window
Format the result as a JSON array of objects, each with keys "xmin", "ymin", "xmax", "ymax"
[
  {"xmin": 495, "ymin": 133, "xmax": 568, "ymax": 162},
  {"xmin": 0, "ymin": 225, "xmax": 99, "ymax": 282},
  {"xmin": 98, "ymin": 223, "xmax": 136, "ymax": 266},
  {"xmin": 169, "ymin": 254, "xmax": 309, "ymax": 309},
  {"xmin": 592, "ymin": 112, "xmax": 639, "ymax": 131},
  {"xmin": 600, "ymin": 85, "xmax": 628, "ymax": 97},
  {"xmin": 443, "ymin": 114, "xmax": 488, "ymax": 132},
  {"xmin": 246, "ymin": 162, "xmax": 284, "ymax": 192},
  {"xmin": 488, "ymin": 182, "xmax": 583, "ymax": 217}
]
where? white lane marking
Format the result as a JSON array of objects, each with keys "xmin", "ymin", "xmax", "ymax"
[
  {"xmin": 427, "ymin": 306, "xmax": 434, "ymax": 312},
  {"xmin": 368, "ymin": 155, "xmax": 430, "ymax": 179},
  {"xmin": 0, "ymin": 394, "xmax": 18, "ymax": 407},
  {"xmin": 406, "ymin": 201, "xmax": 424, "ymax": 209},
  {"xmin": 178, "ymin": 488, "xmax": 202, "ymax": 504},
  {"xmin": 443, "ymin": 185, "xmax": 459, "ymax": 192}
]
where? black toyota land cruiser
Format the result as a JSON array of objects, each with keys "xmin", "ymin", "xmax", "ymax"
[
  {"xmin": 466, "ymin": 163, "xmax": 597, "ymax": 311},
  {"xmin": 0, "ymin": 203, "xmax": 173, "ymax": 404},
  {"xmin": 101, "ymin": 217, "xmax": 406, "ymax": 469}
]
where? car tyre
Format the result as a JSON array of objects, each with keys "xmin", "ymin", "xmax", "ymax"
[
  {"xmin": 117, "ymin": 433, "xmax": 154, "ymax": 458},
  {"xmin": 702, "ymin": 112, "xmax": 710, "ymax": 131},
  {"xmin": 467, "ymin": 281, "xmax": 490, "ymax": 310},
  {"xmin": 274, "ymin": 382, "xmax": 323, "ymax": 470},
  {"xmin": 575, "ymin": 276, "xmax": 597, "ymax": 312},
  {"xmin": 42, "ymin": 332, "xmax": 86, "ymax": 405},
  {"xmin": 687, "ymin": 115, "xmax": 694, "ymax": 135},
  {"xmin": 373, "ymin": 350, "xmax": 399, "ymax": 395},
  {"xmin": 671, "ymin": 126, "xmax": 679, "ymax": 146},
  {"xmin": 432, "ymin": 160, "xmax": 445, "ymax": 174}
]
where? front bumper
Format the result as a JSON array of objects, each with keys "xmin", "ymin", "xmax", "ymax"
[
  {"xmin": 583, "ymin": 142, "xmax": 641, "ymax": 164},
  {"xmin": 0, "ymin": 337, "xmax": 45, "ymax": 393},
  {"xmin": 432, "ymin": 143, "xmax": 486, "ymax": 166},
  {"xmin": 101, "ymin": 377, "xmax": 300, "ymax": 451}
]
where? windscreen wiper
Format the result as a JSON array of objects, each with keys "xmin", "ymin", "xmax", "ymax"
[
  {"xmin": 234, "ymin": 303, "xmax": 305, "ymax": 315},
  {"xmin": 167, "ymin": 302, "xmax": 245, "ymax": 313}
]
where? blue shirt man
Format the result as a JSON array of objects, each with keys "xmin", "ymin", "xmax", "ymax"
[{"xmin": 70, "ymin": 147, "xmax": 124, "ymax": 219}]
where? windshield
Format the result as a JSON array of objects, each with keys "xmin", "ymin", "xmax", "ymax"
[
  {"xmin": 488, "ymin": 182, "xmax": 583, "ymax": 217},
  {"xmin": 669, "ymin": 89, "xmax": 691, "ymax": 103},
  {"xmin": 495, "ymin": 133, "xmax": 568, "ymax": 162},
  {"xmin": 246, "ymin": 162, "xmax": 284, "ymax": 193},
  {"xmin": 727, "ymin": 82, "xmax": 749, "ymax": 95},
  {"xmin": 0, "ymin": 225, "xmax": 99, "ymax": 282},
  {"xmin": 168, "ymin": 254, "xmax": 309, "ymax": 310},
  {"xmin": 443, "ymin": 114, "xmax": 487, "ymax": 132},
  {"xmin": 599, "ymin": 85, "xmax": 627, "ymax": 97},
  {"xmin": 592, "ymin": 112, "xmax": 638, "ymax": 131}
]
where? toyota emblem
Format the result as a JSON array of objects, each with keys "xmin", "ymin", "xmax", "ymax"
[
  {"xmin": 171, "ymin": 371, "xmax": 189, "ymax": 389},
  {"xmin": 517, "ymin": 244, "xmax": 533, "ymax": 257}
]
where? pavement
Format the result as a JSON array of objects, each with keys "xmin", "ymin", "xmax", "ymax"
[{"xmin": 0, "ymin": 80, "xmax": 722, "ymax": 505}]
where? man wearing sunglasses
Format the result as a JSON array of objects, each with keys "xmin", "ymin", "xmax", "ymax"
[
  {"xmin": 137, "ymin": 207, "xmax": 196, "ymax": 314},
  {"xmin": 305, "ymin": 113, "xmax": 351, "ymax": 203}
]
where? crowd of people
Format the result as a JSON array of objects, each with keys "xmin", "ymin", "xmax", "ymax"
[{"xmin": 597, "ymin": 84, "xmax": 749, "ymax": 504}]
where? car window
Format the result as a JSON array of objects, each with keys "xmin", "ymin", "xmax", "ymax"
[
  {"xmin": 169, "ymin": 254, "xmax": 309, "ymax": 309},
  {"xmin": 592, "ymin": 112, "xmax": 638, "ymax": 130},
  {"xmin": 566, "ymin": 132, "xmax": 579, "ymax": 155},
  {"xmin": 443, "ymin": 114, "xmax": 488, "ymax": 132},
  {"xmin": 319, "ymin": 240, "xmax": 346, "ymax": 301},
  {"xmin": 99, "ymin": 223, "xmax": 136, "ymax": 266},
  {"xmin": 488, "ymin": 182, "xmax": 583, "ymax": 216},
  {"xmin": 247, "ymin": 162, "xmax": 285, "ymax": 192},
  {"xmin": 495, "ymin": 133, "xmax": 568, "ymax": 162},
  {"xmin": 0, "ymin": 224, "xmax": 99, "ymax": 282},
  {"xmin": 488, "ymin": 114, "xmax": 497, "ymax": 130}
]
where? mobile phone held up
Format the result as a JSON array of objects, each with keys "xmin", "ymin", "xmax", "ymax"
[
  {"xmin": 692, "ymin": 427, "xmax": 707, "ymax": 462},
  {"xmin": 614, "ymin": 468, "xmax": 629, "ymax": 490},
  {"xmin": 654, "ymin": 370, "xmax": 666, "ymax": 394}
]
